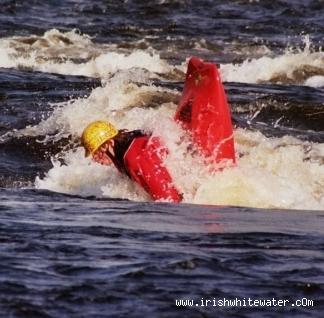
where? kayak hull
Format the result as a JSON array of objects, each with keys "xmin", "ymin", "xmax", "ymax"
[{"xmin": 175, "ymin": 56, "xmax": 235, "ymax": 164}]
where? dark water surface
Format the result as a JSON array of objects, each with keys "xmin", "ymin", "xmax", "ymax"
[
  {"xmin": 1, "ymin": 189, "xmax": 324, "ymax": 317},
  {"xmin": 0, "ymin": 0, "xmax": 323, "ymax": 317}
]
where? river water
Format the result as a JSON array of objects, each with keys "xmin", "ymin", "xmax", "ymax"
[{"xmin": 0, "ymin": 0, "xmax": 323, "ymax": 317}]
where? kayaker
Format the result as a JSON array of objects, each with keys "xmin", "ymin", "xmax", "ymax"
[
  {"xmin": 80, "ymin": 57, "xmax": 235, "ymax": 203},
  {"xmin": 81, "ymin": 121, "xmax": 182, "ymax": 202}
]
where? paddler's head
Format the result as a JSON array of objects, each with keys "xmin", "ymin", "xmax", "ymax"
[{"xmin": 81, "ymin": 121, "xmax": 118, "ymax": 163}]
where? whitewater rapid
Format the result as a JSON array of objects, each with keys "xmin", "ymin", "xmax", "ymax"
[
  {"xmin": 1, "ymin": 30, "xmax": 323, "ymax": 86},
  {"xmin": 1, "ymin": 29, "xmax": 323, "ymax": 210}
]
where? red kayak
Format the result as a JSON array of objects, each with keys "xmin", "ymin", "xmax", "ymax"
[
  {"xmin": 175, "ymin": 56, "xmax": 235, "ymax": 164},
  {"xmin": 124, "ymin": 57, "xmax": 235, "ymax": 203}
]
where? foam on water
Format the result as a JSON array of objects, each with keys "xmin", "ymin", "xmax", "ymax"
[
  {"xmin": 31, "ymin": 70, "xmax": 324, "ymax": 210},
  {"xmin": 0, "ymin": 69, "xmax": 164, "ymax": 143},
  {"xmin": 220, "ymin": 37, "xmax": 324, "ymax": 87},
  {"xmin": 0, "ymin": 29, "xmax": 170, "ymax": 77},
  {"xmin": 1, "ymin": 29, "xmax": 323, "ymax": 209},
  {"xmin": 1, "ymin": 29, "xmax": 323, "ymax": 87},
  {"xmin": 36, "ymin": 148, "xmax": 149, "ymax": 201},
  {"xmin": 33, "ymin": 70, "xmax": 209, "ymax": 202},
  {"xmin": 305, "ymin": 75, "xmax": 324, "ymax": 88},
  {"xmin": 194, "ymin": 129, "xmax": 324, "ymax": 209}
]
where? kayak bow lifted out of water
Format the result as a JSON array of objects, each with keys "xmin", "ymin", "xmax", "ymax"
[
  {"xmin": 126, "ymin": 56, "xmax": 236, "ymax": 202},
  {"xmin": 81, "ymin": 57, "xmax": 235, "ymax": 203},
  {"xmin": 175, "ymin": 56, "xmax": 235, "ymax": 163}
]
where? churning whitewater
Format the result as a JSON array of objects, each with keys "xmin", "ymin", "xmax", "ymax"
[
  {"xmin": 1, "ymin": 2, "xmax": 324, "ymax": 317},
  {"xmin": 0, "ymin": 29, "xmax": 323, "ymax": 209}
]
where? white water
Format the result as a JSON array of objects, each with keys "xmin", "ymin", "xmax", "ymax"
[
  {"xmin": 0, "ymin": 29, "xmax": 323, "ymax": 86},
  {"xmin": 33, "ymin": 71, "xmax": 324, "ymax": 210},
  {"xmin": 220, "ymin": 36, "xmax": 324, "ymax": 86},
  {"xmin": 1, "ymin": 29, "xmax": 323, "ymax": 209},
  {"xmin": 0, "ymin": 29, "xmax": 171, "ymax": 77}
]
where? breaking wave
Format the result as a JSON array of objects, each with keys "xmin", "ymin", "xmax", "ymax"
[
  {"xmin": 1, "ymin": 30, "xmax": 323, "ymax": 209},
  {"xmin": 220, "ymin": 36, "xmax": 324, "ymax": 87},
  {"xmin": 28, "ymin": 71, "xmax": 323, "ymax": 210},
  {"xmin": 0, "ymin": 29, "xmax": 171, "ymax": 77},
  {"xmin": 1, "ymin": 30, "xmax": 323, "ymax": 87}
]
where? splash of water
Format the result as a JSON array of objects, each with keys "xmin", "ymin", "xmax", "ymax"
[
  {"xmin": 1, "ymin": 29, "xmax": 323, "ymax": 87},
  {"xmin": 0, "ymin": 29, "xmax": 171, "ymax": 77},
  {"xmin": 31, "ymin": 71, "xmax": 324, "ymax": 210},
  {"xmin": 1, "ymin": 30, "xmax": 323, "ymax": 209},
  {"xmin": 194, "ymin": 129, "xmax": 324, "ymax": 209},
  {"xmin": 220, "ymin": 36, "xmax": 324, "ymax": 87}
]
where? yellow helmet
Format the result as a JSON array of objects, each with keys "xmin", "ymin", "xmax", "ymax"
[{"xmin": 81, "ymin": 121, "xmax": 118, "ymax": 157}]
